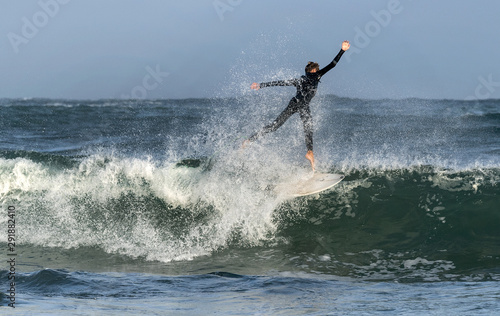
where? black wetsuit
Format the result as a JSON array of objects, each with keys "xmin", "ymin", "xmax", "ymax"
[{"xmin": 248, "ymin": 48, "xmax": 345, "ymax": 152}]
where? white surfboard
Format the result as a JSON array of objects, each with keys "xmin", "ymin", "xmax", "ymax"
[{"xmin": 276, "ymin": 173, "xmax": 344, "ymax": 197}]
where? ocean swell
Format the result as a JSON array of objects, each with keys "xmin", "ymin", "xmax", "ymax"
[{"xmin": 1, "ymin": 151, "xmax": 498, "ymax": 275}]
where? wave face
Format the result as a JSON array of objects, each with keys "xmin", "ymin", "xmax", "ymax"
[{"xmin": 1, "ymin": 97, "xmax": 499, "ymax": 281}]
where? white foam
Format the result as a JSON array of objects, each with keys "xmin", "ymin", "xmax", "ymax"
[{"xmin": 1, "ymin": 149, "xmax": 296, "ymax": 262}]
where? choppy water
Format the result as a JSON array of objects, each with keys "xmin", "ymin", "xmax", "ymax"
[{"xmin": 1, "ymin": 96, "xmax": 499, "ymax": 314}]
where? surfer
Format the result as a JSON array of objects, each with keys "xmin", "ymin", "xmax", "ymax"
[{"xmin": 243, "ymin": 40, "xmax": 350, "ymax": 171}]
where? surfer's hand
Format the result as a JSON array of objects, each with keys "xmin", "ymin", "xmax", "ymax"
[
  {"xmin": 251, "ymin": 83, "xmax": 260, "ymax": 90},
  {"xmin": 341, "ymin": 40, "xmax": 350, "ymax": 51}
]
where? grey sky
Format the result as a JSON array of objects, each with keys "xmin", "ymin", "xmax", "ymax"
[{"xmin": 1, "ymin": 0, "xmax": 499, "ymax": 100}]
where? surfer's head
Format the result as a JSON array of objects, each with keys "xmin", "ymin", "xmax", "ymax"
[{"xmin": 305, "ymin": 62, "xmax": 319, "ymax": 73}]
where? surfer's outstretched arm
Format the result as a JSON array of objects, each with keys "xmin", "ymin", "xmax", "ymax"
[
  {"xmin": 251, "ymin": 79, "xmax": 299, "ymax": 90},
  {"xmin": 317, "ymin": 40, "xmax": 350, "ymax": 77}
]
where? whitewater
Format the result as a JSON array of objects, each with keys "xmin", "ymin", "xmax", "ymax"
[{"xmin": 0, "ymin": 96, "xmax": 499, "ymax": 314}]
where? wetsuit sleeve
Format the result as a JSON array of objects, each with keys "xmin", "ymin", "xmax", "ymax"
[
  {"xmin": 260, "ymin": 79, "xmax": 299, "ymax": 88},
  {"xmin": 317, "ymin": 49, "xmax": 345, "ymax": 77}
]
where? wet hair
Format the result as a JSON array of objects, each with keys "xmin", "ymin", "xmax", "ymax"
[{"xmin": 305, "ymin": 61, "xmax": 319, "ymax": 73}]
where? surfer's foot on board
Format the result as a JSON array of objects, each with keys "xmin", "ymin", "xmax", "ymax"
[
  {"xmin": 305, "ymin": 150, "xmax": 315, "ymax": 172},
  {"xmin": 241, "ymin": 139, "xmax": 251, "ymax": 149}
]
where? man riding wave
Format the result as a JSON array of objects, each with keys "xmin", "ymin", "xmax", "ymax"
[{"xmin": 243, "ymin": 40, "xmax": 350, "ymax": 171}]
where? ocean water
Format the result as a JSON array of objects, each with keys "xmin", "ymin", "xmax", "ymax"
[{"xmin": 0, "ymin": 96, "xmax": 499, "ymax": 315}]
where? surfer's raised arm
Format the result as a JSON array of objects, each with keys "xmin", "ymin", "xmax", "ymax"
[{"xmin": 317, "ymin": 40, "xmax": 350, "ymax": 77}]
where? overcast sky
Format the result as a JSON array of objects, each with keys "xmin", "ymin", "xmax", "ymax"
[{"xmin": 1, "ymin": 0, "xmax": 499, "ymax": 100}]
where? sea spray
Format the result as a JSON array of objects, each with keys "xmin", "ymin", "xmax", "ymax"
[
  {"xmin": 0, "ymin": 97, "xmax": 498, "ymax": 277},
  {"xmin": 0, "ymin": 150, "xmax": 294, "ymax": 262}
]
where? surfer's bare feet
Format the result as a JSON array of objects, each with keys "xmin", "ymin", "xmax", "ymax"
[
  {"xmin": 305, "ymin": 150, "xmax": 315, "ymax": 172},
  {"xmin": 241, "ymin": 139, "xmax": 250, "ymax": 149}
]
